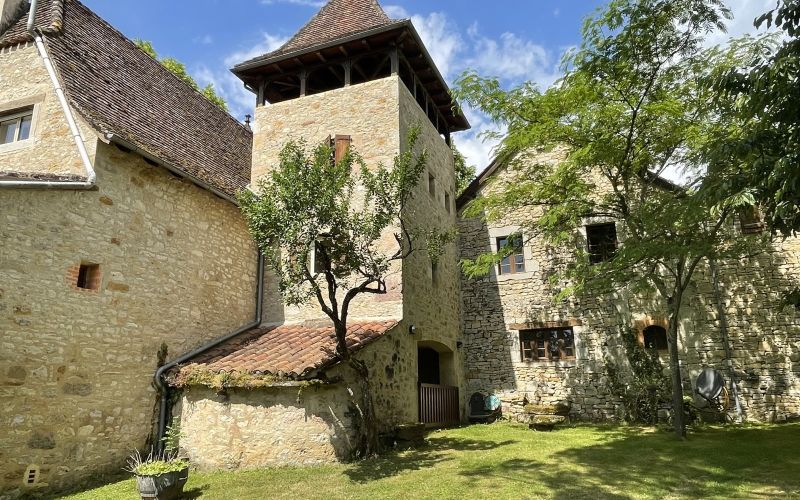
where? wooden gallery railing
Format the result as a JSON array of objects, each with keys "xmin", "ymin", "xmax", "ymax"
[{"xmin": 419, "ymin": 383, "xmax": 460, "ymax": 426}]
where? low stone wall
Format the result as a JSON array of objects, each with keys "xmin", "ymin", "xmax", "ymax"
[{"xmin": 178, "ymin": 384, "xmax": 356, "ymax": 470}]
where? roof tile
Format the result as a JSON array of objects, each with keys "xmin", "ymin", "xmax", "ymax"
[{"xmin": 174, "ymin": 320, "xmax": 398, "ymax": 383}]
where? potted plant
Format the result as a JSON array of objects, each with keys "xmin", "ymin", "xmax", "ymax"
[{"xmin": 127, "ymin": 418, "xmax": 189, "ymax": 500}]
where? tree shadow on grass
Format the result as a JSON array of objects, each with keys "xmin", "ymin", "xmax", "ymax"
[
  {"xmin": 459, "ymin": 424, "xmax": 800, "ymax": 499},
  {"xmin": 345, "ymin": 436, "xmax": 517, "ymax": 483}
]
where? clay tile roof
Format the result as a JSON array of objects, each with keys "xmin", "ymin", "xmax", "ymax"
[
  {"xmin": 236, "ymin": 0, "xmax": 395, "ymax": 68},
  {"xmin": 1, "ymin": 0, "xmax": 251, "ymax": 198},
  {"xmin": 175, "ymin": 320, "xmax": 398, "ymax": 382}
]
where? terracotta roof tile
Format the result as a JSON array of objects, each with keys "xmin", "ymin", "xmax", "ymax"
[
  {"xmin": 236, "ymin": 0, "xmax": 395, "ymax": 68},
  {"xmin": 175, "ymin": 320, "xmax": 398, "ymax": 382},
  {"xmin": 1, "ymin": 0, "xmax": 251, "ymax": 198}
]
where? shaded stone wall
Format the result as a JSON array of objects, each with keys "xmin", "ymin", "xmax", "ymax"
[
  {"xmin": 458, "ymin": 158, "xmax": 800, "ymax": 422},
  {"xmin": 179, "ymin": 384, "xmax": 356, "ymax": 470},
  {"xmin": 0, "ymin": 140, "xmax": 258, "ymax": 495}
]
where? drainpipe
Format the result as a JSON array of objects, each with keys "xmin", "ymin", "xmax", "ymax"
[
  {"xmin": 709, "ymin": 257, "xmax": 744, "ymax": 422},
  {"xmin": 0, "ymin": 0, "xmax": 96, "ymax": 189},
  {"xmin": 154, "ymin": 251, "xmax": 264, "ymax": 452}
]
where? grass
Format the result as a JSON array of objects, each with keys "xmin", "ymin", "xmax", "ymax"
[{"xmin": 62, "ymin": 422, "xmax": 800, "ymax": 499}]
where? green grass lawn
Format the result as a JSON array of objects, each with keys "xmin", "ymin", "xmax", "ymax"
[{"xmin": 63, "ymin": 422, "xmax": 800, "ymax": 499}]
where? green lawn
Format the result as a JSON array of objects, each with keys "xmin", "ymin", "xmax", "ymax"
[{"xmin": 63, "ymin": 422, "xmax": 800, "ymax": 499}]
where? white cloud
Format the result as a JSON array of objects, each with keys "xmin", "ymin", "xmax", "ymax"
[
  {"xmin": 466, "ymin": 24, "xmax": 560, "ymax": 90},
  {"xmin": 385, "ymin": 5, "xmax": 463, "ymax": 78},
  {"xmin": 193, "ymin": 34, "xmax": 214, "ymax": 45},
  {"xmin": 224, "ymin": 32, "xmax": 288, "ymax": 67},
  {"xmin": 260, "ymin": 0, "xmax": 325, "ymax": 7},
  {"xmin": 705, "ymin": 0, "xmax": 778, "ymax": 47}
]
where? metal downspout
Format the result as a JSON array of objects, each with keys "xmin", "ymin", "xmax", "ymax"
[
  {"xmin": 0, "ymin": 0, "xmax": 96, "ymax": 190},
  {"xmin": 154, "ymin": 251, "xmax": 265, "ymax": 452},
  {"xmin": 709, "ymin": 257, "xmax": 744, "ymax": 422}
]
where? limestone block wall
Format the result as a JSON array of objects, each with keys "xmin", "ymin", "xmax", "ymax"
[
  {"xmin": 0, "ymin": 140, "xmax": 258, "ymax": 496},
  {"xmin": 251, "ymin": 76, "xmax": 404, "ymax": 325},
  {"xmin": 458, "ymin": 159, "xmax": 800, "ymax": 422},
  {"xmin": 0, "ymin": 43, "xmax": 96, "ymax": 177},
  {"xmin": 178, "ymin": 384, "xmax": 356, "ymax": 470}
]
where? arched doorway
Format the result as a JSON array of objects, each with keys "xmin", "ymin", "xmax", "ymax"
[{"xmin": 417, "ymin": 341, "xmax": 459, "ymax": 426}]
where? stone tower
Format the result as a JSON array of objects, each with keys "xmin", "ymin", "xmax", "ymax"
[{"xmin": 231, "ymin": 0, "xmax": 471, "ymax": 424}]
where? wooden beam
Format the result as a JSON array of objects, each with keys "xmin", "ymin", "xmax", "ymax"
[
  {"xmin": 299, "ymin": 70, "xmax": 307, "ymax": 97},
  {"xmin": 257, "ymin": 80, "xmax": 266, "ymax": 107},
  {"xmin": 390, "ymin": 47, "xmax": 399, "ymax": 75},
  {"xmin": 343, "ymin": 60, "xmax": 351, "ymax": 87}
]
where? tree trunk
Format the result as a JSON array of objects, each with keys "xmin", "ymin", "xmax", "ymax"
[
  {"xmin": 667, "ymin": 300, "xmax": 686, "ymax": 439},
  {"xmin": 347, "ymin": 357, "xmax": 380, "ymax": 457}
]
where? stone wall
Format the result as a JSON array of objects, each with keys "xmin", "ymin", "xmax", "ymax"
[
  {"xmin": 458, "ymin": 157, "xmax": 800, "ymax": 423},
  {"xmin": 0, "ymin": 139, "xmax": 259, "ymax": 496},
  {"xmin": 178, "ymin": 384, "xmax": 356, "ymax": 470},
  {"xmin": 0, "ymin": 43, "xmax": 96, "ymax": 177}
]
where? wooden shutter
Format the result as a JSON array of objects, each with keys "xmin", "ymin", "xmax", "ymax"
[{"xmin": 334, "ymin": 135, "xmax": 352, "ymax": 164}]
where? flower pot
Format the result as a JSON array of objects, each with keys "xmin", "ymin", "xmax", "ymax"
[{"xmin": 135, "ymin": 467, "xmax": 189, "ymax": 500}]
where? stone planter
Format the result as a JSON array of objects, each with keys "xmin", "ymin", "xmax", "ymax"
[
  {"xmin": 524, "ymin": 403, "xmax": 570, "ymax": 431},
  {"xmin": 135, "ymin": 467, "xmax": 189, "ymax": 500}
]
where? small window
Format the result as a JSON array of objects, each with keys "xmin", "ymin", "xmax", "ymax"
[
  {"xmin": 444, "ymin": 192, "xmax": 451, "ymax": 213},
  {"xmin": 642, "ymin": 325, "xmax": 668, "ymax": 351},
  {"xmin": 497, "ymin": 234, "xmax": 525, "ymax": 275},
  {"xmin": 586, "ymin": 223, "xmax": 617, "ymax": 264},
  {"xmin": 333, "ymin": 135, "xmax": 351, "ymax": 164},
  {"xmin": 428, "ymin": 173, "xmax": 436, "ymax": 197},
  {"xmin": 520, "ymin": 327, "xmax": 575, "ymax": 361},
  {"xmin": 431, "ymin": 261, "xmax": 438, "ymax": 285},
  {"xmin": 313, "ymin": 240, "xmax": 327, "ymax": 274},
  {"xmin": 739, "ymin": 206, "xmax": 764, "ymax": 235},
  {"xmin": 1, "ymin": 107, "xmax": 33, "ymax": 145},
  {"xmin": 24, "ymin": 465, "xmax": 39, "ymax": 486},
  {"xmin": 76, "ymin": 263, "xmax": 100, "ymax": 290}
]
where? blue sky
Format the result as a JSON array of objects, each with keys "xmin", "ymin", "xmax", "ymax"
[{"xmin": 82, "ymin": 0, "xmax": 774, "ymax": 171}]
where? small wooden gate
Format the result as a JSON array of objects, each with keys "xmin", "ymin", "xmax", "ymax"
[{"xmin": 419, "ymin": 383, "xmax": 460, "ymax": 426}]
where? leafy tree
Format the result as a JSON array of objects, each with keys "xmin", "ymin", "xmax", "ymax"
[
  {"xmin": 454, "ymin": 0, "xmax": 762, "ymax": 438},
  {"xmin": 709, "ymin": 1, "xmax": 799, "ymax": 237},
  {"xmin": 453, "ymin": 144, "xmax": 476, "ymax": 196},
  {"xmin": 134, "ymin": 39, "xmax": 228, "ymax": 112},
  {"xmin": 238, "ymin": 129, "xmax": 446, "ymax": 455}
]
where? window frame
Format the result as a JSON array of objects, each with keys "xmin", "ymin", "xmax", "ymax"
[
  {"xmin": 0, "ymin": 106, "xmax": 34, "ymax": 146},
  {"xmin": 496, "ymin": 234, "xmax": 526, "ymax": 275},
  {"xmin": 586, "ymin": 222, "xmax": 618, "ymax": 264},
  {"xmin": 519, "ymin": 327, "xmax": 576, "ymax": 362}
]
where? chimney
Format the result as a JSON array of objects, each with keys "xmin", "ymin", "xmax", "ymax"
[{"xmin": 0, "ymin": 0, "xmax": 27, "ymax": 34}]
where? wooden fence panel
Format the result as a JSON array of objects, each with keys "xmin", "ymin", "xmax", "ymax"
[{"xmin": 419, "ymin": 383, "xmax": 459, "ymax": 426}]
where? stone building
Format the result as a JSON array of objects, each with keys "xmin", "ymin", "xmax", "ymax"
[
  {"xmin": 1, "ymin": 0, "xmax": 467, "ymax": 495},
  {"xmin": 0, "ymin": 0, "xmax": 798, "ymax": 497},
  {"xmin": 457, "ymin": 154, "xmax": 800, "ymax": 423}
]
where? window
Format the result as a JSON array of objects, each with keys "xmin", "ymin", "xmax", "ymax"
[
  {"xmin": 642, "ymin": 325, "xmax": 668, "ymax": 351},
  {"xmin": 431, "ymin": 261, "xmax": 439, "ymax": 285},
  {"xmin": 739, "ymin": 206, "xmax": 764, "ymax": 235},
  {"xmin": 76, "ymin": 263, "xmax": 101, "ymax": 290},
  {"xmin": 520, "ymin": 327, "xmax": 575, "ymax": 361},
  {"xmin": 444, "ymin": 192, "xmax": 451, "ymax": 213},
  {"xmin": 428, "ymin": 173, "xmax": 436, "ymax": 197},
  {"xmin": 497, "ymin": 234, "xmax": 525, "ymax": 275},
  {"xmin": 0, "ymin": 107, "xmax": 33, "ymax": 145},
  {"xmin": 333, "ymin": 134, "xmax": 351, "ymax": 164},
  {"xmin": 586, "ymin": 222, "xmax": 617, "ymax": 264}
]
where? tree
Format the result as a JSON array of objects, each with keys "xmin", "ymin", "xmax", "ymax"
[
  {"xmin": 710, "ymin": 1, "xmax": 799, "ymax": 237},
  {"xmin": 453, "ymin": 144, "xmax": 476, "ymax": 196},
  {"xmin": 238, "ymin": 129, "xmax": 443, "ymax": 455},
  {"xmin": 134, "ymin": 39, "xmax": 228, "ymax": 112},
  {"xmin": 455, "ymin": 0, "xmax": 759, "ymax": 438}
]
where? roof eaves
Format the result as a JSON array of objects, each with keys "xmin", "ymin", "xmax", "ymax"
[{"xmin": 232, "ymin": 19, "xmax": 409, "ymax": 73}]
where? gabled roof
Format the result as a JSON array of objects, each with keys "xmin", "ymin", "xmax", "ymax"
[
  {"xmin": 0, "ymin": 0, "xmax": 252, "ymax": 199},
  {"xmin": 170, "ymin": 320, "xmax": 398, "ymax": 383},
  {"xmin": 242, "ymin": 0, "xmax": 394, "ymax": 67}
]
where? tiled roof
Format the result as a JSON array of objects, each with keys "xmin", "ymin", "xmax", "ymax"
[
  {"xmin": 174, "ymin": 320, "xmax": 398, "ymax": 381},
  {"xmin": 0, "ymin": 0, "xmax": 63, "ymax": 47},
  {"xmin": 1, "ymin": 0, "xmax": 252, "ymax": 198},
  {"xmin": 236, "ymin": 0, "xmax": 395, "ymax": 68}
]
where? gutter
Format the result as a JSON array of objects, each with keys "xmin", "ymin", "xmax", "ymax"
[
  {"xmin": 0, "ymin": 0, "xmax": 96, "ymax": 190},
  {"xmin": 154, "ymin": 250, "xmax": 265, "ymax": 452}
]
